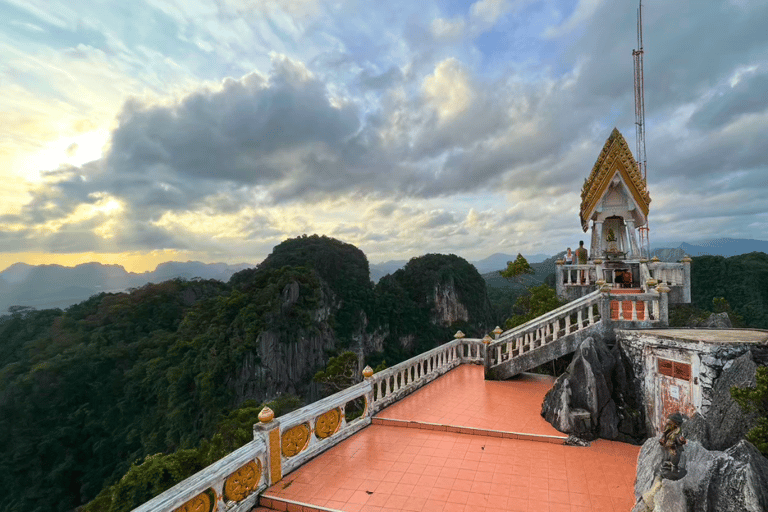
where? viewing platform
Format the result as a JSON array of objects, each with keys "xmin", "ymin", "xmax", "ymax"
[
  {"xmin": 133, "ymin": 334, "xmax": 640, "ymax": 512},
  {"xmin": 259, "ymin": 365, "xmax": 639, "ymax": 512}
]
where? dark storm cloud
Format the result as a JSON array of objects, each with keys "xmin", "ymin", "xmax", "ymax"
[{"xmin": 107, "ymin": 64, "xmax": 359, "ymax": 186}]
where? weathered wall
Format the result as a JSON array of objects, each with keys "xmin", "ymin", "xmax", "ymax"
[{"xmin": 617, "ymin": 330, "xmax": 758, "ymax": 436}]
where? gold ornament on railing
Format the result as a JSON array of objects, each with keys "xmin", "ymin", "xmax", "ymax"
[
  {"xmin": 482, "ymin": 335, "xmax": 492, "ymax": 344},
  {"xmin": 173, "ymin": 491, "xmax": 212, "ymax": 512},
  {"xmin": 281, "ymin": 423, "xmax": 310, "ymax": 457},
  {"xmin": 454, "ymin": 330, "xmax": 465, "ymax": 339},
  {"xmin": 223, "ymin": 460, "xmax": 262, "ymax": 502},
  {"xmin": 362, "ymin": 365, "xmax": 374, "ymax": 379},
  {"xmin": 315, "ymin": 408, "xmax": 342, "ymax": 439},
  {"xmin": 258, "ymin": 406, "xmax": 274, "ymax": 423}
]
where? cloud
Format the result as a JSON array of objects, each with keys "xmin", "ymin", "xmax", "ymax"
[
  {"xmin": 4, "ymin": 0, "xmax": 768, "ymax": 263},
  {"xmin": 470, "ymin": 0, "xmax": 511, "ymax": 25},
  {"xmin": 431, "ymin": 17, "xmax": 465, "ymax": 40},
  {"xmin": 422, "ymin": 58, "xmax": 476, "ymax": 122}
]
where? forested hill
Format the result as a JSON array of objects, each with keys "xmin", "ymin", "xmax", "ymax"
[
  {"xmin": 688, "ymin": 252, "xmax": 768, "ymax": 328},
  {"xmin": 0, "ymin": 235, "xmax": 494, "ymax": 512}
]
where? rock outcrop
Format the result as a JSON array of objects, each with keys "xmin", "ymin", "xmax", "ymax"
[
  {"xmin": 632, "ymin": 436, "xmax": 768, "ymax": 512},
  {"xmin": 541, "ymin": 336, "xmax": 646, "ymax": 443},
  {"xmin": 699, "ymin": 311, "xmax": 733, "ymax": 328},
  {"xmin": 432, "ymin": 281, "xmax": 470, "ymax": 325},
  {"xmin": 706, "ymin": 351, "xmax": 759, "ymax": 450}
]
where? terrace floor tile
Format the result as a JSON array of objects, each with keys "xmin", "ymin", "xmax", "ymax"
[{"xmin": 263, "ymin": 365, "xmax": 640, "ymax": 512}]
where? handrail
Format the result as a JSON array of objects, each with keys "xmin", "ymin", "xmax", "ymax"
[
  {"xmin": 495, "ymin": 289, "xmax": 602, "ymax": 343},
  {"xmin": 370, "ymin": 337, "xmax": 481, "ymax": 413},
  {"xmin": 131, "ymin": 438, "xmax": 267, "ymax": 512}
]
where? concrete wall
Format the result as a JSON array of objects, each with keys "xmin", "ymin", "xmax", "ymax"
[{"xmin": 617, "ymin": 330, "xmax": 755, "ymax": 435}]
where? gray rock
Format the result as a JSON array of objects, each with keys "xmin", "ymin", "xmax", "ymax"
[
  {"xmin": 707, "ymin": 351, "xmax": 758, "ymax": 450},
  {"xmin": 699, "ymin": 311, "xmax": 733, "ymax": 328},
  {"xmin": 681, "ymin": 412, "xmax": 711, "ymax": 449},
  {"xmin": 542, "ymin": 336, "xmax": 646, "ymax": 442},
  {"xmin": 634, "ymin": 435, "xmax": 768, "ymax": 512}
]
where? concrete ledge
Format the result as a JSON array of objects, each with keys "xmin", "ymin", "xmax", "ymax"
[
  {"xmin": 261, "ymin": 494, "xmax": 345, "ymax": 512},
  {"xmin": 370, "ymin": 417, "xmax": 567, "ymax": 444}
]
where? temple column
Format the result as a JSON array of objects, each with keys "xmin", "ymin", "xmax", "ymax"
[
  {"xmin": 594, "ymin": 220, "xmax": 604, "ymax": 258},
  {"xmin": 626, "ymin": 219, "xmax": 640, "ymax": 259}
]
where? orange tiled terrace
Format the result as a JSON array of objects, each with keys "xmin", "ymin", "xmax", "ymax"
[{"xmin": 258, "ymin": 365, "xmax": 639, "ymax": 512}]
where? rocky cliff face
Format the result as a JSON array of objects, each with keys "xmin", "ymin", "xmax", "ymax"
[
  {"xmin": 432, "ymin": 281, "xmax": 470, "ymax": 326},
  {"xmin": 632, "ymin": 437, "xmax": 768, "ymax": 512}
]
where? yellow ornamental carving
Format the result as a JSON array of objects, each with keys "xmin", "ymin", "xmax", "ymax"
[
  {"xmin": 173, "ymin": 492, "xmax": 212, "ymax": 512},
  {"xmin": 281, "ymin": 423, "xmax": 310, "ymax": 457},
  {"xmin": 579, "ymin": 128, "xmax": 651, "ymax": 230},
  {"xmin": 315, "ymin": 408, "xmax": 342, "ymax": 439},
  {"xmin": 223, "ymin": 460, "xmax": 262, "ymax": 502}
]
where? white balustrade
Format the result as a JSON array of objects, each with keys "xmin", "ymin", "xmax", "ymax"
[{"xmin": 131, "ymin": 438, "xmax": 268, "ymax": 512}]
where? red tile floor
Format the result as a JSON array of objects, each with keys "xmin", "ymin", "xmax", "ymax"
[{"xmin": 260, "ymin": 365, "xmax": 640, "ymax": 512}]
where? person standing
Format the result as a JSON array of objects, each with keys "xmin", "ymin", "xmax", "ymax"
[
  {"xmin": 575, "ymin": 240, "xmax": 588, "ymax": 283},
  {"xmin": 565, "ymin": 248, "xmax": 573, "ymax": 264}
]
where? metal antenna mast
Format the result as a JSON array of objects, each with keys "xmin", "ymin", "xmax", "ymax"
[{"xmin": 632, "ymin": 0, "xmax": 650, "ymax": 258}]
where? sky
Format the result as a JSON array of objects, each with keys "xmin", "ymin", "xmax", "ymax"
[{"xmin": 2, "ymin": 0, "xmax": 767, "ymax": 273}]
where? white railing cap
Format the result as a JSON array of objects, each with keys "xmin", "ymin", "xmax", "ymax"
[{"xmin": 279, "ymin": 380, "xmax": 371, "ymax": 430}]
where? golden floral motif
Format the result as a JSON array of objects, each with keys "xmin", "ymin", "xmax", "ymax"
[
  {"xmin": 315, "ymin": 408, "xmax": 342, "ymax": 439},
  {"xmin": 173, "ymin": 492, "xmax": 212, "ymax": 512},
  {"xmin": 223, "ymin": 460, "xmax": 262, "ymax": 502},
  {"xmin": 281, "ymin": 423, "xmax": 310, "ymax": 457}
]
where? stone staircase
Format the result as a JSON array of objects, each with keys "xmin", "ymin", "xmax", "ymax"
[{"xmin": 485, "ymin": 290, "xmax": 605, "ymax": 380}]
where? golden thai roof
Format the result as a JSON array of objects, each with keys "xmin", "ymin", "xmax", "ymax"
[{"xmin": 579, "ymin": 128, "xmax": 651, "ymax": 231}]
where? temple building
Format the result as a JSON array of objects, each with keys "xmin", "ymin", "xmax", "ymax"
[
  {"xmin": 580, "ymin": 128, "xmax": 650, "ymax": 261},
  {"xmin": 556, "ymin": 128, "xmax": 691, "ymax": 305}
]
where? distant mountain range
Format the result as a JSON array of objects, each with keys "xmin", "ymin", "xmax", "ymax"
[
  {"xmin": 3, "ymin": 238, "xmax": 766, "ymax": 313},
  {"xmin": 0, "ymin": 261, "xmax": 254, "ymax": 314}
]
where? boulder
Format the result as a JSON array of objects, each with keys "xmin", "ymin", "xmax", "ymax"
[
  {"xmin": 707, "ymin": 351, "xmax": 758, "ymax": 450},
  {"xmin": 541, "ymin": 336, "xmax": 645, "ymax": 442},
  {"xmin": 699, "ymin": 312, "xmax": 733, "ymax": 328},
  {"xmin": 681, "ymin": 412, "xmax": 711, "ymax": 449},
  {"xmin": 633, "ymin": 436, "xmax": 768, "ymax": 512}
]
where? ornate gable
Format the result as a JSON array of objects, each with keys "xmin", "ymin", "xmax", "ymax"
[{"xmin": 579, "ymin": 128, "xmax": 650, "ymax": 231}]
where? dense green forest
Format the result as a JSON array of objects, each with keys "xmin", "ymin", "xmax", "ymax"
[{"xmin": 0, "ymin": 235, "xmax": 494, "ymax": 512}]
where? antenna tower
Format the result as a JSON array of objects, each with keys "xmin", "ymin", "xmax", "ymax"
[{"xmin": 632, "ymin": 0, "xmax": 651, "ymax": 258}]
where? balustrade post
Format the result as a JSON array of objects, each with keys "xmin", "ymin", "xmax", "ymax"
[
  {"xmin": 254, "ymin": 407, "xmax": 282, "ymax": 486},
  {"xmin": 657, "ymin": 283, "xmax": 670, "ymax": 327},
  {"xmin": 577, "ymin": 309, "xmax": 583, "ymax": 329},
  {"xmin": 631, "ymin": 301, "xmax": 638, "ymax": 321},
  {"xmin": 565, "ymin": 315, "xmax": 571, "ymax": 335},
  {"xmin": 682, "ymin": 256, "xmax": 692, "ymax": 303},
  {"xmin": 482, "ymin": 335, "xmax": 492, "ymax": 377},
  {"xmin": 552, "ymin": 319, "xmax": 559, "ymax": 340},
  {"xmin": 588, "ymin": 304, "xmax": 594, "ymax": 325},
  {"xmin": 599, "ymin": 285, "xmax": 612, "ymax": 335}
]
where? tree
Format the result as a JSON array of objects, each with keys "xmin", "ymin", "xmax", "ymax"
[
  {"xmin": 314, "ymin": 351, "xmax": 360, "ymax": 395},
  {"xmin": 505, "ymin": 284, "xmax": 566, "ymax": 329},
  {"xmin": 499, "ymin": 254, "xmax": 535, "ymax": 284},
  {"xmin": 730, "ymin": 366, "xmax": 768, "ymax": 456}
]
